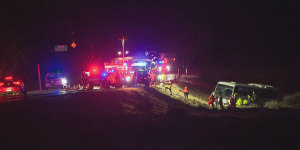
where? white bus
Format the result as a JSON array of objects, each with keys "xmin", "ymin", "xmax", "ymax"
[{"xmin": 213, "ymin": 81, "xmax": 278, "ymax": 107}]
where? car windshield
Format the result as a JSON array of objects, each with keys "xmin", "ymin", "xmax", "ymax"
[
  {"xmin": 131, "ymin": 66, "xmax": 146, "ymax": 71},
  {"xmin": 46, "ymin": 73, "xmax": 59, "ymax": 80}
]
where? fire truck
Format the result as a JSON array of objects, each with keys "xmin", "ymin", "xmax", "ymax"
[
  {"xmin": 153, "ymin": 54, "xmax": 176, "ymax": 82},
  {"xmin": 125, "ymin": 59, "xmax": 155, "ymax": 87},
  {"xmin": 103, "ymin": 57, "xmax": 134, "ymax": 88},
  {"xmin": 103, "ymin": 65, "xmax": 124, "ymax": 88},
  {"xmin": 81, "ymin": 65, "xmax": 106, "ymax": 90}
]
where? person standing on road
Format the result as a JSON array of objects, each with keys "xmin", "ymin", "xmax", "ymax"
[
  {"xmin": 208, "ymin": 92, "xmax": 215, "ymax": 109},
  {"xmin": 183, "ymin": 86, "xmax": 189, "ymax": 99}
]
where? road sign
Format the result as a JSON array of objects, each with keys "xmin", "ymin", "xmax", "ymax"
[
  {"xmin": 55, "ymin": 45, "xmax": 67, "ymax": 52},
  {"xmin": 71, "ymin": 41, "xmax": 77, "ymax": 48}
]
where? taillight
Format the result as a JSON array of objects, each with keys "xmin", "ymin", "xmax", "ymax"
[
  {"xmin": 0, "ymin": 82, "xmax": 4, "ymax": 86},
  {"xmin": 13, "ymin": 81, "xmax": 21, "ymax": 85}
]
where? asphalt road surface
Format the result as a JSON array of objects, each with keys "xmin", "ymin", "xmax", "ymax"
[{"xmin": 0, "ymin": 88, "xmax": 299, "ymax": 150}]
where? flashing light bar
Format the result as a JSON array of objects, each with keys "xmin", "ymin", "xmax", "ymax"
[
  {"xmin": 13, "ymin": 81, "xmax": 21, "ymax": 85},
  {"xmin": 5, "ymin": 76, "xmax": 13, "ymax": 80},
  {"xmin": 132, "ymin": 62, "xmax": 147, "ymax": 66}
]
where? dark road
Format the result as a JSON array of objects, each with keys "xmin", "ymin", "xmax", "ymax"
[{"xmin": 0, "ymin": 88, "xmax": 299, "ymax": 150}]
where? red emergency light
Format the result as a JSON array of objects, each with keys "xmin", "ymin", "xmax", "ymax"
[
  {"xmin": 89, "ymin": 66, "xmax": 100, "ymax": 75},
  {"xmin": 5, "ymin": 76, "xmax": 13, "ymax": 80},
  {"xmin": 13, "ymin": 81, "xmax": 21, "ymax": 85}
]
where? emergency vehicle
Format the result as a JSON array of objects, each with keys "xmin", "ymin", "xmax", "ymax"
[
  {"xmin": 126, "ymin": 59, "xmax": 155, "ymax": 87},
  {"xmin": 45, "ymin": 73, "xmax": 67, "ymax": 89},
  {"xmin": 81, "ymin": 65, "xmax": 106, "ymax": 90},
  {"xmin": 0, "ymin": 76, "xmax": 26, "ymax": 96},
  {"xmin": 103, "ymin": 57, "xmax": 134, "ymax": 88}
]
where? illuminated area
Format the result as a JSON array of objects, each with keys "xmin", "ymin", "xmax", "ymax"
[
  {"xmin": 5, "ymin": 76, "xmax": 13, "ymax": 80},
  {"xmin": 13, "ymin": 81, "xmax": 21, "ymax": 85},
  {"xmin": 166, "ymin": 66, "xmax": 170, "ymax": 71},
  {"xmin": 132, "ymin": 62, "xmax": 147, "ymax": 66},
  {"xmin": 126, "ymin": 76, "xmax": 130, "ymax": 82},
  {"xmin": 89, "ymin": 66, "xmax": 100, "ymax": 75},
  {"xmin": 61, "ymin": 78, "xmax": 67, "ymax": 85},
  {"xmin": 157, "ymin": 75, "xmax": 162, "ymax": 80}
]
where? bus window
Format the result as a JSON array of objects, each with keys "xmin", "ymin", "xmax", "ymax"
[
  {"xmin": 215, "ymin": 84, "xmax": 233, "ymax": 99},
  {"xmin": 255, "ymin": 89, "xmax": 278, "ymax": 100}
]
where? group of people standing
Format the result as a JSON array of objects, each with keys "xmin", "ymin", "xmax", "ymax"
[{"xmin": 208, "ymin": 91, "xmax": 257, "ymax": 109}]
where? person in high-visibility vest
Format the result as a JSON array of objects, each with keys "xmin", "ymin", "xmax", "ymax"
[
  {"xmin": 164, "ymin": 80, "xmax": 172, "ymax": 95},
  {"xmin": 161, "ymin": 73, "xmax": 166, "ymax": 83},
  {"xmin": 243, "ymin": 95, "xmax": 249, "ymax": 105},
  {"xmin": 208, "ymin": 92, "xmax": 215, "ymax": 108},
  {"xmin": 236, "ymin": 97, "xmax": 243, "ymax": 106},
  {"xmin": 183, "ymin": 86, "xmax": 189, "ymax": 99}
]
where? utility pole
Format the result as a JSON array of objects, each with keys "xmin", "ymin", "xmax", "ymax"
[
  {"xmin": 37, "ymin": 64, "xmax": 42, "ymax": 91},
  {"xmin": 120, "ymin": 36, "xmax": 126, "ymax": 63}
]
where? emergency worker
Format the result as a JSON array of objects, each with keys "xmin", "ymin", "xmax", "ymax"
[
  {"xmin": 150, "ymin": 73, "xmax": 155, "ymax": 86},
  {"xmin": 229, "ymin": 94, "xmax": 235, "ymax": 108},
  {"xmin": 251, "ymin": 91, "xmax": 257, "ymax": 106},
  {"xmin": 161, "ymin": 73, "xmax": 166, "ymax": 83},
  {"xmin": 236, "ymin": 97, "xmax": 243, "ymax": 106},
  {"xmin": 243, "ymin": 95, "xmax": 249, "ymax": 105},
  {"xmin": 164, "ymin": 80, "xmax": 172, "ymax": 95},
  {"xmin": 231, "ymin": 93, "xmax": 238, "ymax": 108},
  {"xmin": 218, "ymin": 93, "xmax": 224, "ymax": 109},
  {"xmin": 208, "ymin": 92, "xmax": 215, "ymax": 108},
  {"xmin": 183, "ymin": 86, "xmax": 189, "ymax": 99}
]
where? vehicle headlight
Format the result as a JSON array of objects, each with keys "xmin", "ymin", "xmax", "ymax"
[
  {"xmin": 61, "ymin": 78, "xmax": 67, "ymax": 85},
  {"xmin": 166, "ymin": 66, "xmax": 170, "ymax": 71},
  {"xmin": 126, "ymin": 77, "xmax": 130, "ymax": 82}
]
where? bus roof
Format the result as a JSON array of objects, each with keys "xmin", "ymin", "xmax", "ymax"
[{"xmin": 217, "ymin": 81, "xmax": 278, "ymax": 90}]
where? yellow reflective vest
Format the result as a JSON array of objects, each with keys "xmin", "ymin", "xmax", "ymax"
[
  {"xmin": 164, "ymin": 81, "xmax": 171, "ymax": 89},
  {"xmin": 236, "ymin": 98, "xmax": 242, "ymax": 106},
  {"xmin": 243, "ymin": 99, "xmax": 248, "ymax": 105}
]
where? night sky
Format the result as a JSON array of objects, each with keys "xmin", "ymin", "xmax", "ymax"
[{"xmin": 1, "ymin": 0, "xmax": 299, "ymax": 91}]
